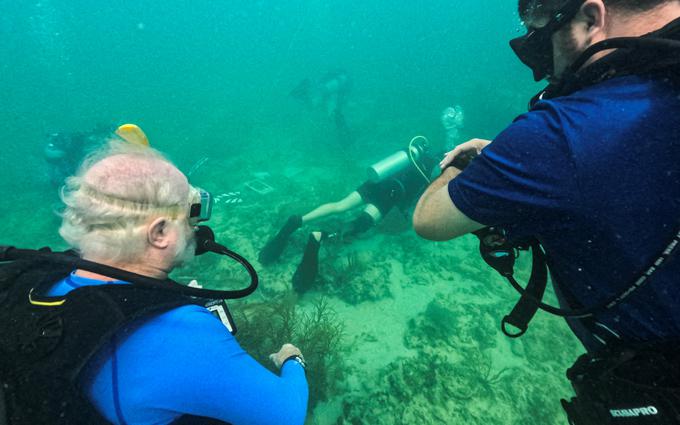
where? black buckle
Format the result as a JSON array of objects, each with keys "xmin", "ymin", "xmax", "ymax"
[{"xmin": 474, "ymin": 227, "xmax": 517, "ymax": 277}]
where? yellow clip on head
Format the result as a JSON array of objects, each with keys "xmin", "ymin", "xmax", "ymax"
[{"xmin": 115, "ymin": 124, "xmax": 150, "ymax": 147}]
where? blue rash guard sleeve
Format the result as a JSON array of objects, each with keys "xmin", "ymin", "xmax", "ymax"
[
  {"xmin": 448, "ymin": 100, "xmax": 580, "ymax": 232},
  {"xmin": 49, "ymin": 275, "xmax": 308, "ymax": 425},
  {"xmin": 85, "ymin": 306, "xmax": 309, "ymax": 425}
]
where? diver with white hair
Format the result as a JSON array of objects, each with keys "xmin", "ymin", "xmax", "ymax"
[{"xmin": 0, "ymin": 125, "xmax": 308, "ymax": 425}]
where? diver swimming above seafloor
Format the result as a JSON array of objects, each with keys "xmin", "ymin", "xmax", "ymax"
[
  {"xmin": 413, "ymin": 0, "xmax": 680, "ymax": 424},
  {"xmin": 290, "ymin": 69, "xmax": 354, "ymax": 144},
  {"xmin": 259, "ymin": 136, "xmax": 438, "ymax": 294},
  {"xmin": 43, "ymin": 123, "xmax": 153, "ymax": 188},
  {"xmin": 0, "ymin": 128, "xmax": 308, "ymax": 425},
  {"xmin": 43, "ymin": 123, "xmax": 118, "ymax": 187}
]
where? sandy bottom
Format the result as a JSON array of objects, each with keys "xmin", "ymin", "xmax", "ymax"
[{"xmin": 186, "ymin": 151, "xmax": 586, "ymax": 425}]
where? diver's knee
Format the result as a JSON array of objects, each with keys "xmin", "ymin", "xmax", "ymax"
[
  {"xmin": 348, "ymin": 204, "xmax": 382, "ymax": 235},
  {"xmin": 363, "ymin": 204, "xmax": 382, "ymax": 222}
]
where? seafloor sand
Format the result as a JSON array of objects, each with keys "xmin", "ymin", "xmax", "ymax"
[{"xmin": 180, "ymin": 139, "xmax": 586, "ymax": 425}]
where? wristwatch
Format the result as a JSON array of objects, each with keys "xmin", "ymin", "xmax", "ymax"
[{"xmin": 282, "ymin": 355, "xmax": 306, "ymax": 370}]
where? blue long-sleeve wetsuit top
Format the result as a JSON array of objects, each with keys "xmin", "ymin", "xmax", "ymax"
[
  {"xmin": 48, "ymin": 273, "xmax": 309, "ymax": 425},
  {"xmin": 448, "ymin": 75, "xmax": 680, "ymax": 351}
]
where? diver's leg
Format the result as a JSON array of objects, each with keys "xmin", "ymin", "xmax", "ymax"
[
  {"xmin": 292, "ymin": 232, "xmax": 323, "ymax": 295},
  {"xmin": 345, "ymin": 203, "xmax": 383, "ymax": 237},
  {"xmin": 302, "ymin": 191, "xmax": 364, "ymax": 224},
  {"xmin": 259, "ymin": 214, "xmax": 304, "ymax": 264},
  {"xmin": 260, "ymin": 192, "xmax": 363, "ymax": 264}
]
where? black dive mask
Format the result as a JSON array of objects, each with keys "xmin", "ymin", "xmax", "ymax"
[{"xmin": 510, "ymin": 0, "xmax": 585, "ymax": 81}]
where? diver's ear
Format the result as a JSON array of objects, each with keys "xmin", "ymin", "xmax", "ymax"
[
  {"xmin": 581, "ymin": 0, "xmax": 607, "ymax": 38},
  {"xmin": 148, "ymin": 217, "xmax": 170, "ymax": 249}
]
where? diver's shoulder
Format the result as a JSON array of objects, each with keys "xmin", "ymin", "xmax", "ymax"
[
  {"xmin": 559, "ymin": 74, "xmax": 676, "ymax": 104},
  {"xmin": 149, "ymin": 303, "xmax": 224, "ymax": 329},
  {"xmin": 526, "ymin": 75, "xmax": 676, "ymax": 122}
]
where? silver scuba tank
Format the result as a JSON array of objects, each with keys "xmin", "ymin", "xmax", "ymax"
[{"xmin": 367, "ymin": 143, "xmax": 425, "ymax": 182}]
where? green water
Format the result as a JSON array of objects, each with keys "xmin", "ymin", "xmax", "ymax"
[{"xmin": 0, "ymin": 1, "xmax": 584, "ymax": 423}]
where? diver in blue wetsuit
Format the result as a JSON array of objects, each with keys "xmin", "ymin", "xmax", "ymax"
[
  {"xmin": 46, "ymin": 275, "xmax": 307, "ymax": 425},
  {"xmin": 0, "ymin": 135, "xmax": 308, "ymax": 425},
  {"xmin": 414, "ymin": 1, "xmax": 680, "ymax": 423}
]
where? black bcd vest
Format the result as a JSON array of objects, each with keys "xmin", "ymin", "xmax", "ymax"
[{"xmin": 0, "ymin": 255, "xmax": 228, "ymax": 425}]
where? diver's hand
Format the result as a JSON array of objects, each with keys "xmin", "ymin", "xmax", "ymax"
[
  {"xmin": 269, "ymin": 343, "xmax": 304, "ymax": 369},
  {"xmin": 440, "ymin": 138, "xmax": 491, "ymax": 170}
]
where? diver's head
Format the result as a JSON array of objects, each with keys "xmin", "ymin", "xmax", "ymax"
[
  {"xmin": 59, "ymin": 141, "xmax": 205, "ymax": 278},
  {"xmin": 322, "ymin": 70, "xmax": 351, "ymax": 94},
  {"xmin": 513, "ymin": 0, "xmax": 680, "ymax": 82},
  {"xmin": 44, "ymin": 133, "xmax": 71, "ymax": 162}
]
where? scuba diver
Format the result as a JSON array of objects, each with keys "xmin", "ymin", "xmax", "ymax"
[
  {"xmin": 0, "ymin": 125, "xmax": 308, "ymax": 425},
  {"xmin": 290, "ymin": 69, "xmax": 354, "ymax": 145},
  {"xmin": 414, "ymin": 0, "xmax": 680, "ymax": 424},
  {"xmin": 43, "ymin": 123, "xmax": 117, "ymax": 187},
  {"xmin": 259, "ymin": 136, "xmax": 438, "ymax": 294}
]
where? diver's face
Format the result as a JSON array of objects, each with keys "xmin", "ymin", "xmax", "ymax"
[
  {"xmin": 546, "ymin": 20, "xmax": 583, "ymax": 83},
  {"xmin": 523, "ymin": 0, "xmax": 606, "ymax": 83},
  {"xmin": 169, "ymin": 219, "xmax": 196, "ymax": 269},
  {"xmin": 44, "ymin": 143, "xmax": 66, "ymax": 161},
  {"xmin": 522, "ymin": 13, "xmax": 582, "ymax": 83},
  {"xmin": 44, "ymin": 134, "xmax": 68, "ymax": 161}
]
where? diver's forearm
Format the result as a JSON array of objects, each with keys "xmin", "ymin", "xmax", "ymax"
[
  {"xmin": 423, "ymin": 167, "xmax": 460, "ymax": 198},
  {"xmin": 415, "ymin": 167, "xmax": 460, "ymax": 217}
]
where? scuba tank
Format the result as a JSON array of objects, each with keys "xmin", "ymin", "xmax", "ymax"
[{"xmin": 367, "ymin": 137, "xmax": 429, "ymax": 183}]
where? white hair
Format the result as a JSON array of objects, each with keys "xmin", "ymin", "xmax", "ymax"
[{"xmin": 59, "ymin": 139, "xmax": 191, "ymax": 263}]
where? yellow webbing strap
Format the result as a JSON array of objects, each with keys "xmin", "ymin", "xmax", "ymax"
[{"xmin": 28, "ymin": 288, "xmax": 66, "ymax": 306}]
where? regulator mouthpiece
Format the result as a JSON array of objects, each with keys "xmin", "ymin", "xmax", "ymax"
[{"xmin": 194, "ymin": 225, "xmax": 216, "ymax": 256}]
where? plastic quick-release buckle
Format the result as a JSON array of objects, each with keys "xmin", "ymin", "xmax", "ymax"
[{"xmin": 204, "ymin": 299, "xmax": 237, "ymax": 335}]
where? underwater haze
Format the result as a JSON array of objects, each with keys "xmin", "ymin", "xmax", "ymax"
[{"xmin": 0, "ymin": 0, "xmax": 584, "ymax": 424}]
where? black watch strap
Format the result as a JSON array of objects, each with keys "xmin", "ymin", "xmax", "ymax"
[{"xmin": 282, "ymin": 355, "xmax": 306, "ymax": 369}]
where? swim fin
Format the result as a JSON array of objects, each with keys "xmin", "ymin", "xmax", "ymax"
[
  {"xmin": 292, "ymin": 232, "xmax": 322, "ymax": 294},
  {"xmin": 259, "ymin": 215, "xmax": 302, "ymax": 264}
]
